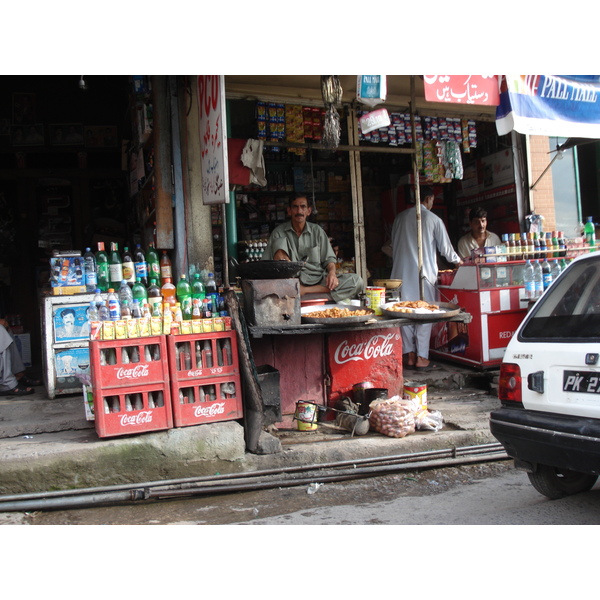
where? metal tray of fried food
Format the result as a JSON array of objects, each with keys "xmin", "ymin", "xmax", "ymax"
[
  {"xmin": 301, "ymin": 304, "xmax": 376, "ymax": 325},
  {"xmin": 381, "ymin": 301, "xmax": 461, "ymax": 321}
]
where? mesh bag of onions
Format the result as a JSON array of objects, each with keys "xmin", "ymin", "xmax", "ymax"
[{"xmin": 368, "ymin": 397, "xmax": 416, "ymax": 438}]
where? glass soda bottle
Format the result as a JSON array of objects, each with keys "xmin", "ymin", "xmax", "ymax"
[
  {"xmin": 122, "ymin": 246, "xmax": 136, "ymax": 286},
  {"xmin": 109, "ymin": 242, "xmax": 124, "ymax": 288},
  {"xmin": 176, "ymin": 275, "xmax": 193, "ymax": 320},
  {"xmin": 96, "ymin": 242, "xmax": 110, "ymax": 292},
  {"xmin": 83, "ymin": 247, "xmax": 98, "ymax": 292},
  {"xmin": 146, "ymin": 243, "xmax": 160, "ymax": 283},
  {"xmin": 160, "ymin": 250, "xmax": 172, "ymax": 285},
  {"xmin": 134, "ymin": 244, "xmax": 149, "ymax": 287}
]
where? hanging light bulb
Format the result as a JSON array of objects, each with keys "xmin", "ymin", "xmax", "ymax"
[{"xmin": 79, "ymin": 76, "xmax": 87, "ymax": 91}]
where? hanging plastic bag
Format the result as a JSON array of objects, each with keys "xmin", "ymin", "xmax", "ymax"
[{"xmin": 357, "ymin": 75, "xmax": 387, "ymax": 108}]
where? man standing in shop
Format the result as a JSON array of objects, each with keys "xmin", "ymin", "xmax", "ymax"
[
  {"xmin": 390, "ymin": 186, "xmax": 462, "ymax": 371},
  {"xmin": 457, "ymin": 206, "xmax": 502, "ymax": 259},
  {"xmin": 262, "ymin": 194, "xmax": 363, "ymax": 302}
]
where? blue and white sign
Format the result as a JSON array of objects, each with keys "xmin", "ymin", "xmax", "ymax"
[
  {"xmin": 357, "ymin": 75, "xmax": 387, "ymax": 107},
  {"xmin": 496, "ymin": 75, "xmax": 600, "ymax": 138}
]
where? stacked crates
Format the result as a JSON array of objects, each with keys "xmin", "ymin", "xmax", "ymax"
[
  {"xmin": 166, "ymin": 331, "xmax": 243, "ymax": 427},
  {"xmin": 89, "ymin": 336, "xmax": 173, "ymax": 438}
]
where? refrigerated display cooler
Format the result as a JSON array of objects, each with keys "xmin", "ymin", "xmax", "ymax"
[
  {"xmin": 41, "ymin": 293, "xmax": 98, "ymax": 398},
  {"xmin": 430, "ymin": 261, "xmax": 529, "ymax": 369}
]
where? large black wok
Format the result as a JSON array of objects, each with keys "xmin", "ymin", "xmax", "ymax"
[{"xmin": 231, "ymin": 256, "xmax": 307, "ymax": 280}]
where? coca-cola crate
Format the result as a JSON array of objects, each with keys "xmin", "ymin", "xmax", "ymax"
[
  {"xmin": 170, "ymin": 373, "xmax": 243, "ymax": 427},
  {"xmin": 166, "ymin": 331, "xmax": 239, "ymax": 383},
  {"xmin": 92, "ymin": 383, "xmax": 173, "ymax": 438},
  {"xmin": 89, "ymin": 336, "xmax": 169, "ymax": 390}
]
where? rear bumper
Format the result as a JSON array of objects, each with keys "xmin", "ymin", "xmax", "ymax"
[{"xmin": 489, "ymin": 407, "xmax": 600, "ymax": 476}]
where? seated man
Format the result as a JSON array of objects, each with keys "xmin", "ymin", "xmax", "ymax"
[
  {"xmin": 0, "ymin": 319, "xmax": 37, "ymax": 396},
  {"xmin": 262, "ymin": 194, "xmax": 363, "ymax": 303}
]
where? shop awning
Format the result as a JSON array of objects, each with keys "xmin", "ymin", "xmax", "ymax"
[{"xmin": 496, "ymin": 75, "xmax": 600, "ymax": 138}]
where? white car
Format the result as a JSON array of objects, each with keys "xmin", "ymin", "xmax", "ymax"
[{"xmin": 490, "ymin": 251, "xmax": 600, "ymax": 499}]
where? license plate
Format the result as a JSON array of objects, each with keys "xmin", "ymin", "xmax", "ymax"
[{"xmin": 563, "ymin": 370, "xmax": 600, "ymax": 393}]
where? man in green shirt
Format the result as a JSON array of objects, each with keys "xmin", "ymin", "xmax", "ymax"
[{"xmin": 262, "ymin": 194, "xmax": 363, "ymax": 302}]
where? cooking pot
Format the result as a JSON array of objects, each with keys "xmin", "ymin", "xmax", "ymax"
[{"xmin": 231, "ymin": 256, "xmax": 307, "ymax": 280}]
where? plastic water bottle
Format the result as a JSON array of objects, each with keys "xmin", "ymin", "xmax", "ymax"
[
  {"xmin": 93, "ymin": 289, "xmax": 104, "ymax": 310},
  {"xmin": 87, "ymin": 301, "xmax": 99, "ymax": 322},
  {"xmin": 523, "ymin": 260, "xmax": 535, "ymax": 299},
  {"xmin": 551, "ymin": 259, "xmax": 562, "ymax": 282},
  {"xmin": 533, "ymin": 260, "xmax": 544, "ymax": 299},
  {"xmin": 118, "ymin": 279, "xmax": 133, "ymax": 305},
  {"xmin": 83, "ymin": 248, "xmax": 98, "ymax": 292}
]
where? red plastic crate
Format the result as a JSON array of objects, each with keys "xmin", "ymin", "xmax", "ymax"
[
  {"xmin": 170, "ymin": 373, "xmax": 243, "ymax": 427},
  {"xmin": 166, "ymin": 331, "xmax": 239, "ymax": 383},
  {"xmin": 166, "ymin": 331, "xmax": 243, "ymax": 427},
  {"xmin": 89, "ymin": 336, "xmax": 169, "ymax": 390},
  {"xmin": 92, "ymin": 382, "xmax": 173, "ymax": 438}
]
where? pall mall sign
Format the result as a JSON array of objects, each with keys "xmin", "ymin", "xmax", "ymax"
[
  {"xmin": 197, "ymin": 75, "xmax": 229, "ymax": 205},
  {"xmin": 326, "ymin": 329, "xmax": 404, "ymax": 404}
]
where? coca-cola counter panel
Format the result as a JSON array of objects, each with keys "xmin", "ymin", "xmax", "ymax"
[{"xmin": 326, "ymin": 327, "xmax": 404, "ymax": 406}]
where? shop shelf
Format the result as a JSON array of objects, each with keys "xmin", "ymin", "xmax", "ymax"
[{"xmin": 93, "ymin": 382, "xmax": 173, "ymax": 438}]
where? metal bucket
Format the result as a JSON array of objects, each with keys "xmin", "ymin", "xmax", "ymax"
[
  {"xmin": 364, "ymin": 388, "xmax": 388, "ymax": 412},
  {"xmin": 294, "ymin": 400, "xmax": 318, "ymax": 431}
]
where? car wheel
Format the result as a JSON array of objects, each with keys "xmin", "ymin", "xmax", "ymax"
[{"xmin": 527, "ymin": 465, "xmax": 599, "ymax": 500}]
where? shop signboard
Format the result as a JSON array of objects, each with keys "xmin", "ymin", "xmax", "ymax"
[
  {"xmin": 424, "ymin": 75, "xmax": 500, "ymax": 106},
  {"xmin": 197, "ymin": 75, "xmax": 229, "ymax": 205},
  {"xmin": 496, "ymin": 75, "xmax": 600, "ymax": 137},
  {"xmin": 326, "ymin": 328, "xmax": 403, "ymax": 405}
]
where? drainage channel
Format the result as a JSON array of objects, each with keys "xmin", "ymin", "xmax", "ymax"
[{"xmin": 0, "ymin": 443, "xmax": 509, "ymax": 512}]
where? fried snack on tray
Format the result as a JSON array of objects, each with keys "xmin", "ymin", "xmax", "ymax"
[
  {"xmin": 306, "ymin": 307, "xmax": 373, "ymax": 319},
  {"xmin": 387, "ymin": 300, "xmax": 440, "ymax": 313}
]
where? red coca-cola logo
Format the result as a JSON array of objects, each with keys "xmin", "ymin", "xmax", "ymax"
[
  {"xmin": 193, "ymin": 402, "xmax": 226, "ymax": 418},
  {"xmin": 334, "ymin": 333, "xmax": 401, "ymax": 365},
  {"xmin": 116, "ymin": 364, "xmax": 150, "ymax": 379},
  {"xmin": 119, "ymin": 411, "xmax": 153, "ymax": 426}
]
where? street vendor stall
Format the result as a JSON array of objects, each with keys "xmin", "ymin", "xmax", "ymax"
[{"xmin": 241, "ymin": 283, "xmax": 471, "ymax": 426}]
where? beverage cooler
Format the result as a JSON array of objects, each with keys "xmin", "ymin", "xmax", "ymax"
[
  {"xmin": 41, "ymin": 293, "xmax": 99, "ymax": 398},
  {"xmin": 431, "ymin": 261, "xmax": 529, "ymax": 369}
]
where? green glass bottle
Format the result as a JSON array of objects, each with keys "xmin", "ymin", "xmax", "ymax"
[
  {"xmin": 108, "ymin": 242, "xmax": 123, "ymax": 288},
  {"xmin": 146, "ymin": 243, "xmax": 161, "ymax": 283},
  {"xmin": 95, "ymin": 241, "xmax": 110, "ymax": 292},
  {"xmin": 176, "ymin": 275, "xmax": 193, "ymax": 320}
]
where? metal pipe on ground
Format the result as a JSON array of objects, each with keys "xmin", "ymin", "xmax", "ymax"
[{"xmin": 0, "ymin": 444, "xmax": 508, "ymax": 512}]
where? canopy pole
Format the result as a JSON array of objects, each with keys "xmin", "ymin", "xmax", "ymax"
[{"xmin": 410, "ymin": 76, "xmax": 424, "ymax": 301}]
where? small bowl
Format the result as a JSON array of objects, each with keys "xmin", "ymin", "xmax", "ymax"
[{"xmin": 372, "ymin": 279, "xmax": 403, "ymax": 290}]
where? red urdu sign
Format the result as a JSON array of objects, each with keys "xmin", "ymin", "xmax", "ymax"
[{"xmin": 424, "ymin": 75, "xmax": 500, "ymax": 106}]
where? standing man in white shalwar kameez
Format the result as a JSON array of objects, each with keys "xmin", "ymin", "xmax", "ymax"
[{"xmin": 390, "ymin": 186, "xmax": 461, "ymax": 371}]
